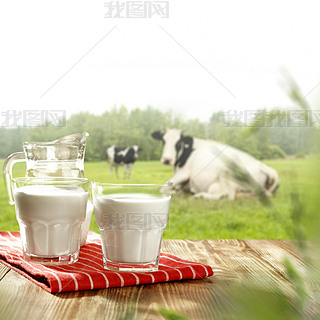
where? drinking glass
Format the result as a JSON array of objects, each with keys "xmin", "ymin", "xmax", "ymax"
[
  {"xmin": 92, "ymin": 183, "xmax": 172, "ymax": 272},
  {"xmin": 12, "ymin": 177, "xmax": 91, "ymax": 265}
]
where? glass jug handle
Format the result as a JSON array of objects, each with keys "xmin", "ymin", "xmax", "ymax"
[{"xmin": 3, "ymin": 152, "xmax": 25, "ymax": 205}]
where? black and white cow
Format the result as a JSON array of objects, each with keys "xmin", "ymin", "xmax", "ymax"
[
  {"xmin": 107, "ymin": 145, "xmax": 140, "ymax": 179},
  {"xmin": 151, "ymin": 128, "xmax": 280, "ymax": 200}
]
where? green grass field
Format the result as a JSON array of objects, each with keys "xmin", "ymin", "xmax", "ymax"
[{"xmin": 0, "ymin": 158, "xmax": 316, "ymax": 239}]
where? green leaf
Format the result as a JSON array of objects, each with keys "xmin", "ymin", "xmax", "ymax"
[{"xmin": 156, "ymin": 306, "xmax": 190, "ymax": 320}]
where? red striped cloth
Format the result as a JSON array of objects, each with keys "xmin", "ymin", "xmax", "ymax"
[{"xmin": 0, "ymin": 231, "xmax": 213, "ymax": 293}]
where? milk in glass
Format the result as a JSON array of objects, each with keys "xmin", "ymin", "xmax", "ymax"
[
  {"xmin": 94, "ymin": 193, "xmax": 170, "ymax": 264},
  {"xmin": 13, "ymin": 185, "xmax": 88, "ymax": 257}
]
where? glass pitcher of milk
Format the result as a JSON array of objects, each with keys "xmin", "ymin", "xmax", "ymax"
[{"xmin": 3, "ymin": 132, "xmax": 93, "ymax": 246}]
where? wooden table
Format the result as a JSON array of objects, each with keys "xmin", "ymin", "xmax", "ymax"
[{"xmin": 0, "ymin": 240, "xmax": 318, "ymax": 319}]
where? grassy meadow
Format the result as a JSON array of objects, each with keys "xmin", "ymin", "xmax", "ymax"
[{"xmin": 0, "ymin": 158, "xmax": 316, "ymax": 239}]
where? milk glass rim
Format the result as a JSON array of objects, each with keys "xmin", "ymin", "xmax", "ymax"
[
  {"xmin": 92, "ymin": 182, "xmax": 173, "ymax": 188},
  {"xmin": 12, "ymin": 177, "xmax": 90, "ymax": 184}
]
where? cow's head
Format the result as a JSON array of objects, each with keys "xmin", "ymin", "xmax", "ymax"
[
  {"xmin": 151, "ymin": 128, "xmax": 193, "ymax": 167},
  {"xmin": 132, "ymin": 145, "xmax": 141, "ymax": 159}
]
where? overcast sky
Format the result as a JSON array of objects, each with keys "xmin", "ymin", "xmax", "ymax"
[{"xmin": 0, "ymin": 0, "xmax": 319, "ymax": 122}]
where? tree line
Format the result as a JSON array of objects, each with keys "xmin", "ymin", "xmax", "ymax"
[{"xmin": 0, "ymin": 105, "xmax": 317, "ymax": 161}]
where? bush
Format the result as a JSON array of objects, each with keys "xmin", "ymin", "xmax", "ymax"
[{"xmin": 260, "ymin": 145, "xmax": 286, "ymax": 159}]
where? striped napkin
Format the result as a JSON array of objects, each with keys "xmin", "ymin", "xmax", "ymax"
[{"xmin": 0, "ymin": 231, "xmax": 213, "ymax": 293}]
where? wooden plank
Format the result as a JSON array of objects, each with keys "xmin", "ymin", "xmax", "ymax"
[
  {"xmin": 245, "ymin": 239, "xmax": 317, "ymax": 277},
  {"xmin": 0, "ymin": 240, "xmax": 316, "ymax": 320},
  {"xmin": 0, "ymin": 240, "xmax": 218, "ymax": 320},
  {"xmin": 0, "ymin": 268, "xmax": 144, "ymax": 320},
  {"xmin": 245, "ymin": 239, "xmax": 320, "ymax": 318},
  {"xmin": 206, "ymin": 239, "xmax": 295, "ymax": 288},
  {"xmin": 111, "ymin": 239, "xmax": 228, "ymax": 320},
  {"xmin": 206, "ymin": 239, "xmax": 320, "ymax": 318},
  {"xmin": 245, "ymin": 239, "xmax": 320, "ymax": 296}
]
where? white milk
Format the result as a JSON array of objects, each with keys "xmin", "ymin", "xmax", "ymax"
[
  {"xmin": 94, "ymin": 194, "xmax": 171, "ymax": 263},
  {"xmin": 14, "ymin": 185, "xmax": 88, "ymax": 257}
]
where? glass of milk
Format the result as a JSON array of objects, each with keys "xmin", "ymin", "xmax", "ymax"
[
  {"xmin": 12, "ymin": 177, "xmax": 91, "ymax": 265},
  {"xmin": 92, "ymin": 183, "xmax": 172, "ymax": 272}
]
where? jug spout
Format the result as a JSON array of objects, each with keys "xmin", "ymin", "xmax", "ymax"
[{"xmin": 52, "ymin": 132, "xmax": 89, "ymax": 146}]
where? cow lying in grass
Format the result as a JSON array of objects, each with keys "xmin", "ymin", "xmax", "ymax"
[
  {"xmin": 151, "ymin": 128, "xmax": 279, "ymax": 200},
  {"xmin": 107, "ymin": 145, "xmax": 140, "ymax": 179}
]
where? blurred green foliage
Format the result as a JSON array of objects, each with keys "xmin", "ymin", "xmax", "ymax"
[
  {"xmin": 155, "ymin": 73, "xmax": 320, "ymax": 319},
  {"xmin": 217, "ymin": 74, "xmax": 320, "ymax": 319},
  {"xmin": 0, "ymin": 104, "xmax": 317, "ymax": 161}
]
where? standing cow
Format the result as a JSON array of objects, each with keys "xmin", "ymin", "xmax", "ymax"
[
  {"xmin": 151, "ymin": 128, "xmax": 280, "ymax": 200},
  {"xmin": 107, "ymin": 145, "xmax": 140, "ymax": 179}
]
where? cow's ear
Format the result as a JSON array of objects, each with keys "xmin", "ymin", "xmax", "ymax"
[{"xmin": 151, "ymin": 130, "xmax": 164, "ymax": 141}]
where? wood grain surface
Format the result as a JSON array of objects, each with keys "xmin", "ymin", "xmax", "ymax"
[{"xmin": 0, "ymin": 240, "xmax": 318, "ymax": 320}]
